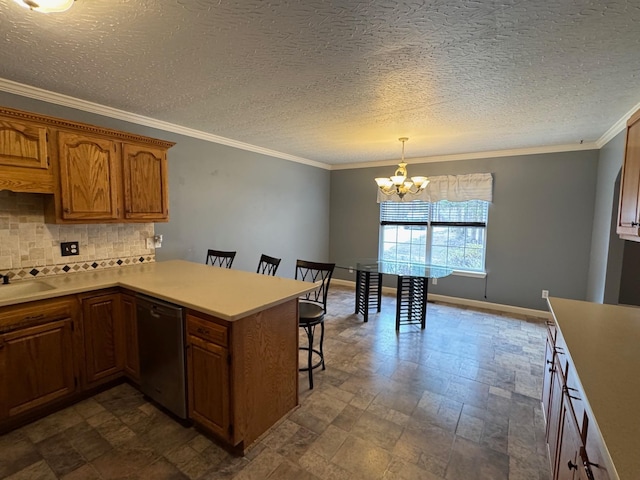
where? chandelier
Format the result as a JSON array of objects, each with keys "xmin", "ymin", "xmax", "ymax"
[
  {"xmin": 13, "ymin": 0, "xmax": 74, "ymax": 13},
  {"xmin": 375, "ymin": 137, "xmax": 429, "ymax": 199}
]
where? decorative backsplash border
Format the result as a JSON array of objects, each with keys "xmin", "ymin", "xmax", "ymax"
[{"xmin": 0, "ymin": 254, "xmax": 155, "ymax": 282}]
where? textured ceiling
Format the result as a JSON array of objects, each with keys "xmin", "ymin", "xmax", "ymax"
[{"xmin": 1, "ymin": 0, "xmax": 640, "ymax": 166}]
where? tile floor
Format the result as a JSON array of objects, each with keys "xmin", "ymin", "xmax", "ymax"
[{"xmin": 0, "ymin": 286, "xmax": 551, "ymax": 479}]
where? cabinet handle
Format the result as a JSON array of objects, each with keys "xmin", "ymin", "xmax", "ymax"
[
  {"xmin": 546, "ymin": 360, "xmax": 552, "ymax": 365},
  {"xmin": 197, "ymin": 327, "xmax": 210, "ymax": 336},
  {"xmin": 583, "ymin": 462, "xmax": 596, "ymax": 480},
  {"xmin": 23, "ymin": 314, "xmax": 45, "ymax": 322},
  {"xmin": 568, "ymin": 460, "xmax": 578, "ymax": 471},
  {"xmin": 63, "ymin": 207, "xmax": 70, "ymax": 213},
  {"xmin": 632, "ymin": 222, "xmax": 639, "ymax": 227},
  {"xmin": 563, "ymin": 385, "xmax": 581, "ymax": 400}
]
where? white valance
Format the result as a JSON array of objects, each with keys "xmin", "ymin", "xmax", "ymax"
[
  {"xmin": 426, "ymin": 173, "xmax": 493, "ymax": 202},
  {"xmin": 377, "ymin": 173, "xmax": 493, "ymax": 203}
]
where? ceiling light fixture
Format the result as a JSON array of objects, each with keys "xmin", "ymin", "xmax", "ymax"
[
  {"xmin": 375, "ymin": 137, "xmax": 429, "ymax": 199},
  {"xmin": 13, "ymin": 0, "xmax": 74, "ymax": 13}
]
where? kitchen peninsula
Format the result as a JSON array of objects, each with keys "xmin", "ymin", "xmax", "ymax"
[
  {"xmin": 544, "ymin": 298, "xmax": 640, "ymax": 480},
  {"xmin": 0, "ymin": 260, "xmax": 315, "ymax": 453}
]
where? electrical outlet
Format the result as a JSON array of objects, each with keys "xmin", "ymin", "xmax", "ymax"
[
  {"xmin": 61, "ymin": 241, "xmax": 79, "ymax": 256},
  {"xmin": 432, "ymin": 278, "xmax": 438, "ymax": 285},
  {"xmin": 542, "ymin": 289, "xmax": 549, "ymax": 299}
]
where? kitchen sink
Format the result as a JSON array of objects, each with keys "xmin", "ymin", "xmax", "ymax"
[{"xmin": 0, "ymin": 281, "xmax": 56, "ymax": 299}]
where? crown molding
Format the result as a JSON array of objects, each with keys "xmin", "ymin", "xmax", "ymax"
[
  {"xmin": 0, "ymin": 77, "xmax": 331, "ymax": 170},
  {"xmin": 596, "ymin": 100, "xmax": 640, "ymax": 148},
  {"xmin": 1, "ymin": 77, "xmax": 635, "ymax": 172},
  {"xmin": 331, "ymin": 142, "xmax": 599, "ymax": 170}
]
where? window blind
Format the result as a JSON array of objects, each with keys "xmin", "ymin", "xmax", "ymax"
[
  {"xmin": 380, "ymin": 201, "xmax": 429, "ymax": 224},
  {"xmin": 431, "ymin": 200, "xmax": 488, "ymax": 226}
]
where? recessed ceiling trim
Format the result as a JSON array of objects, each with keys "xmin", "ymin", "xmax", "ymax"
[
  {"xmin": 0, "ymin": 77, "xmax": 331, "ymax": 170},
  {"xmin": 331, "ymin": 143, "xmax": 600, "ymax": 171}
]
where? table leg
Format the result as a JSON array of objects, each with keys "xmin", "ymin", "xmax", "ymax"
[
  {"xmin": 355, "ymin": 271, "xmax": 382, "ymax": 323},
  {"xmin": 396, "ymin": 276, "xmax": 428, "ymax": 330}
]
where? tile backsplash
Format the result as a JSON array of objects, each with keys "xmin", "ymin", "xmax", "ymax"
[{"xmin": 0, "ymin": 191, "xmax": 155, "ymax": 281}]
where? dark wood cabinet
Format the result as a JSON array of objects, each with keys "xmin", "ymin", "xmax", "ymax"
[
  {"xmin": 186, "ymin": 314, "xmax": 231, "ymax": 441},
  {"xmin": 81, "ymin": 292, "xmax": 124, "ymax": 386},
  {"xmin": 121, "ymin": 293, "xmax": 139, "ymax": 383},
  {"xmin": 0, "ymin": 298, "xmax": 77, "ymax": 421},
  {"xmin": 543, "ymin": 318, "xmax": 613, "ymax": 480},
  {"xmin": 617, "ymin": 108, "xmax": 640, "ymax": 238}
]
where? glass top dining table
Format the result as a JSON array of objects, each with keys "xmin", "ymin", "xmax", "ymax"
[
  {"xmin": 336, "ymin": 259, "xmax": 453, "ymax": 329},
  {"xmin": 338, "ymin": 258, "xmax": 453, "ymax": 279}
]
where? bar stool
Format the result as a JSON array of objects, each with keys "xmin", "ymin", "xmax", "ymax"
[{"xmin": 295, "ymin": 259, "xmax": 335, "ymax": 389}]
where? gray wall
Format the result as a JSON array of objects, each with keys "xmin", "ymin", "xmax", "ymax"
[
  {"xmin": 330, "ymin": 151, "xmax": 599, "ymax": 310},
  {"xmin": 0, "ymin": 92, "xmax": 331, "ymax": 277},
  {"xmin": 586, "ymin": 130, "xmax": 626, "ymax": 303}
]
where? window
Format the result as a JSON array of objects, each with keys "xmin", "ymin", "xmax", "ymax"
[{"xmin": 379, "ymin": 200, "xmax": 489, "ymax": 273}]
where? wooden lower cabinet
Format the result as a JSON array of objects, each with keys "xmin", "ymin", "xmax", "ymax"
[
  {"xmin": 186, "ymin": 299, "xmax": 299, "ymax": 452},
  {"xmin": 542, "ymin": 321, "xmax": 612, "ymax": 480},
  {"xmin": 187, "ymin": 331, "xmax": 230, "ymax": 440},
  {"xmin": 0, "ymin": 289, "xmax": 298, "ymax": 454},
  {"xmin": 81, "ymin": 292, "xmax": 124, "ymax": 386},
  {"xmin": 0, "ymin": 297, "xmax": 77, "ymax": 421},
  {"xmin": 121, "ymin": 293, "xmax": 140, "ymax": 383}
]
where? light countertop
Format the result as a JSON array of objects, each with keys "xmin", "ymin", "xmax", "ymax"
[
  {"xmin": 0, "ymin": 260, "xmax": 316, "ymax": 321},
  {"xmin": 547, "ymin": 297, "xmax": 640, "ymax": 480}
]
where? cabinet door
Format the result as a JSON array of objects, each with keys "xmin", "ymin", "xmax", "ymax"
[
  {"xmin": 542, "ymin": 333, "xmax": 554, "ymax": 424},
  {"xmin": 187, "ymin": 334, "xmax": 230, "ymax": 441},
  {"xmin": 0, "ymin": 318, "xmax": 76, "ymax": 419},
  {"xmin": 555, "ymin": 397, "xmax": 583, "ymax": 480},
  {"xmin": 82, "ymin": 293, "xmax": 124, "ymax": 385},
  {"xmin": 58, "ymin": 132, "xmax": 120, "ymax": 220},
  {"xmin": 0, "ymin": 117, "xmax": 49, "ymax": 170},
  {"xmin": 121, "ymin": 293, "xmax": 140, "ymax": 383},
  {"xmin": 547, "ymin": 354, "xmax": 565, "ymax": 473},
  {"xmin": 122, "ymin": 143, "xmax": 169, "ymax": 221},
  {"xmin": 617, "ymin": 112, "xmax": 640, "ymax": 236},
  {"xmin": 0, "ymin": 117, "xmax": 54, "ymax": 193}
]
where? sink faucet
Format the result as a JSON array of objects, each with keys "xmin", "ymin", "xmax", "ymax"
[{"xmin": 2, "ymin": 274, "xmax": 9, "ymax": 285}]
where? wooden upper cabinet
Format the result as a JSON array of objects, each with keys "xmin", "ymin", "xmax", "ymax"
[
  {"xmin": 57, "ymin": 132, "xmax": 121, "ymax": 221},
  {"xmin": 0, "ymin": 114, "xmax": 54, "ymax": 193},
  {"xmin": 0, "ymin": 106, "xmax": 174, "ymax": 223},
  {"xmin": 122, "ymin": 143, "xmax": 169, "ymax": 221},
  {"xmin": 617, "ymin": 108, "xmax": 640, "ymax": 238}
]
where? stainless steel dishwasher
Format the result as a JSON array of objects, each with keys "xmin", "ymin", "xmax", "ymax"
[{"xmin": 136, "ymin": 294, "xmax": 187, "ymax": 419}]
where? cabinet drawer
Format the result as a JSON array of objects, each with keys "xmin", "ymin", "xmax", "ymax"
[
  {"xmin": 0, "ymin": 297, "xmax": 75, "ymax": 333},
  {"xmin": 186, "ymin": 314, "xmax": 227, "ymax": 347}
]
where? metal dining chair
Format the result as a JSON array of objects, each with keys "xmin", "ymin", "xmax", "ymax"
[
  {"xmin": 256, "ymin": 254, "xmax": 281, "ymax": 276},
  {"xmin": 205, "ymin": 249, "xmax": 236, "ymax": 268}
]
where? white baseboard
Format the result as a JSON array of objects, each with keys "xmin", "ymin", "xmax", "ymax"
[{"xmin": 331, "ymin": 278, "xmax": 550, "ymax": 320}]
